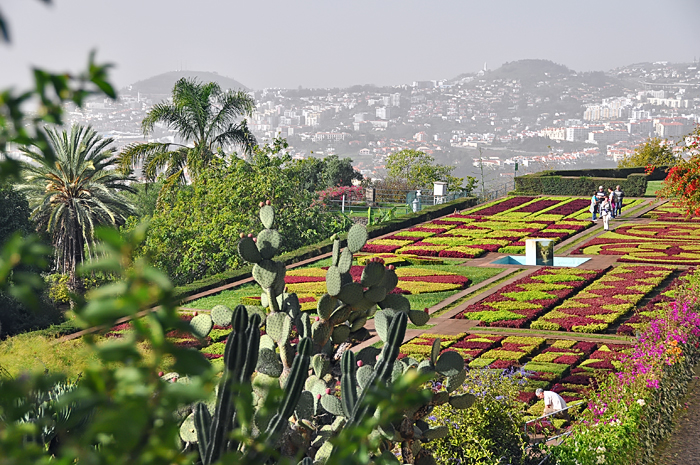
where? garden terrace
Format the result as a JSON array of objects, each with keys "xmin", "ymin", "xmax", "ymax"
[
  {"xmin": 530, "ymin": 264, "xmax": 677, "ymax": 333},
  {"xmin": 572, "ymin": 221, "xmax": 700, "ymax": 265}
]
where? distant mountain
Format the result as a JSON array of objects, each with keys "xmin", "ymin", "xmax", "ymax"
[
  {"xmin": 125, "ymin": 71, "xmax": 249, "ymax": 95},
  {"xmin": 487, "ymin": 59, "xmax": 575, "ymax": 84}
]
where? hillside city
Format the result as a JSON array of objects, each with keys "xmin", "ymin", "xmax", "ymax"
[{"xmin": 29, "ymin": 59, "xmax": 700, "ymax": 188}]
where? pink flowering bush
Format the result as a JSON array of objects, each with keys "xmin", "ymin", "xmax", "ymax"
[
  {"xmin": 316, "ymin": 185, "xmax": 363, "ymax": 206},
  {"xmin": 551, "ymin": 269, "xmax": 700, "ymax": 465}
]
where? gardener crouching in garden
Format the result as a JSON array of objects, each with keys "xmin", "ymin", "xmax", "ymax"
[{"xmin": 536, "ymin": 388, "xmax": 570, "ymax": 420}]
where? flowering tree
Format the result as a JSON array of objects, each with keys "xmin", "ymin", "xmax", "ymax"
[{"xmin": 651, "ymin": 127, "xmax": 700, "ymax": 216}]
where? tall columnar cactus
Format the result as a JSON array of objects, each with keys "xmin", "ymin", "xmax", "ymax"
[{"xmin": 190, "ymin": 305, "xmax": 312, "ymax": 465}]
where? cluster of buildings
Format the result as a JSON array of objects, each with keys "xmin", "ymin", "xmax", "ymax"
[{"xmin": 18, "ymin": 60, "xmax": 696, "ymax": 185}]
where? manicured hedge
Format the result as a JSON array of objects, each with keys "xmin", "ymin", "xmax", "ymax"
[
  {"xmin": 172, "ymin": 196, "xmax": 479, "ymax": 303},
  {"xmin": 514, "ymin": 174, "xmax": 647, "ymax": 197},
  {"xmin": 512, "ymin": 166, "xmax": 668, "ymax": 197}
]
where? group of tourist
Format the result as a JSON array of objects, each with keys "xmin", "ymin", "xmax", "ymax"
[{"xmin": 590, "ymin": 185, "xmax": 624, "ymax": 231}]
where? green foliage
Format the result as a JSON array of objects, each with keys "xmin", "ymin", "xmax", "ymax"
[
  {"xmin": 0, "ymin": 183, "xmax": 33, "ymax": 247},
  {"xmin": 385, "ymin": 149, "xmax": 465, "ymax": 191},
  {"xmin": 18, "ymin": 124, "xmax": 136, "ymax": 288},
  {"xmin": 514, "ymin": 170, "xmax": 651, "ymax": 197},
  {"xmin": 119, "ymin": 77, "xmax": 256, "ymax": 189},
  {"xmin": 617, "ymin": 137, "xmax": 678, "ymax": 169},
  {"xmin": 123, "ymin": 181, "xmax": 163, "ymax": 219},
  {"xmin": 424, "ymin": 369, "xmax": 528, "ymax": 465},
  {"xmin": 287, "ymin": 155, "xmax": 363, "ymax": 192},
  {"xmin": 45, "ymin": 273, "xmax": 70, "ymax": 305},
  {"xmin": 140, "ymin": 143, "xmax": 343, "ymax": 285}
]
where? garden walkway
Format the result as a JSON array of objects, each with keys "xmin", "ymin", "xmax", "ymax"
[{"xmin": 655, "ymin": 364, "xmax": 700, "ymax": 465}]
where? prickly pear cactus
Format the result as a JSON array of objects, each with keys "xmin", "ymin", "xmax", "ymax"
[{"xmin": 231, "ymin": 202, "xmax": 439, "ymax": 464}]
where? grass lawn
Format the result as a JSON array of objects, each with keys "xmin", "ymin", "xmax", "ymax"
[
  {"xmin": 645, "ymin": 180, "xmax": 663, "ymax": 197},
  {"xmin": 0, "ymin": 333, "xmax": 175, "ymax": 379},
  {"xmin": 186, "ymin": 263, "xmax": 504, "ymax": 312}
]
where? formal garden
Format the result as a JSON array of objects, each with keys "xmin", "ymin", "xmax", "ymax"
[{"xmin": 3, "ymin": 15, "xmax": 700, "ymax": 463}]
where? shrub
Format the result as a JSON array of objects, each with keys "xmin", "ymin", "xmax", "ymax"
[{"xmin": 425, "ymin": 368, "xmax": 529, "ymax": 464}]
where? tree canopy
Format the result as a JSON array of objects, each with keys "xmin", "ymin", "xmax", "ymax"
[
  {"xmin": 385, "ymin": 149, "xmax": 464, "ymax": 191},
  {"xmin": 657, "ymin": 127, "xmax": 700, "ymax": 216},
  {"xmin": 617, "ymin": 137, "xmax": 679, "ymax": 169},
  {"xmin": 119, "ymin": 78, "xmax": 256, "ymax": 189},
  {"xmin": 18, "ymin": 125, "xmax": 135, "ymax": 288},
  {"xmin": 287, "ymin": 155, "xmax": 363, "ymax": 192},
  {"xmin": 141, "ymin": 142, "xmax": 344, "ymax": 285}
]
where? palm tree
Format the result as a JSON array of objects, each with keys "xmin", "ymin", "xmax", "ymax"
[
  {"xmin": 119, "ymin": 77, "xmax": 257, "ymax": 187},
  {"xmin": 18, "ymin": 125, "xmax": 135, "ymax": 290}
]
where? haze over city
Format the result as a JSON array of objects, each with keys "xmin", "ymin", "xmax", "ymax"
[{"xmin": 2, "ymin": 0, "xmax": 700, "ymax": 90}]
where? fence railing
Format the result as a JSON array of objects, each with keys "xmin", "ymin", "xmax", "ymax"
[{"xmin": 324, "ymin": 180, "xmax": 516, "ymax": 216}]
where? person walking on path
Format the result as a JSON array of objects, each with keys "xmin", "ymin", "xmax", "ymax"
[
  {"xmin": 590, "ymin": 194, "xmax": 598, "ymax": 222},
  {"xmin": 614, "ymin": 185, "xmax": 624, "ymax": 217},
  {"xmin": 596, "ymin": 185, "xmax": 606, "ymax": 203},
  {"xmin": 608, "ymin": 187, "xmax": 617, "ymax": 218},
  {"xmin": 601, "ymin": 197, "xmax": 612, "ymax": 231},
  {"xmin": 536, "ymin": 388, "xmax": 570, "ymax": 420}
]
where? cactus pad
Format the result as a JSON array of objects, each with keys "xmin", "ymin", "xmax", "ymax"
[
  {"xmin": 211, "ymin": 305, "xmax": 233, "ymax": 327},
  {"xmin": 423, "ymin": 426, "xmax": 449, "ymax": 440},
  {"xmin": 245, "ymin": 305, "xmax": 266, "ymax": 325},
  {"xmin": 355, "ymin": 346, "xmax": 380, "ymax": 368},
  {"xmin": 449, "ymin": 393, "xmax": 476, "ymax": 409},
  {"xmin": 325, "ymin": 265, "xmax": 342, "ymax": 296},
  {"xmin": 331, "ymin": 325, "xmax": 350, "ymax": 344},
  {"xmin": 320, "ymin": 394, "xmax": 345, "ymax": 417},
  {"xmin": 356, "ymin": 365, "xmax": 374, "ymax": 390},
  {"xmin": 338, "ymin": 282, "xmax": 364, "ymax": 306},
  {"xmin": 338, "ymin": 247, "xmax": 353, "ymax": 274},
  {"xmin": 253, "ymin": 259, "xmax": 279, "ymax": 289},
  {"xmin": 445, "ymin": 369, "xmax": 467, "ymax": 393},
  {"xmin": 417, "ymin": 359, "xmax": 434, "ymax": 376},
  {"xmin": 295, "ymin": 390, "xmax": 315, "ymax": 420},
  {"xmin": 408, "ymin": 309, "xmax": 430, "ymax": 327},
  {"xmin": 190, "ymin": 314, "xmax": 213, "ymax": 338},
  {"xmin": 381, "ymin": 268, "xmax": 399, "ymax": 292},
  {"xmin": 257, "ymin": 348, "xmax": 283, "ymax": 378},
  {"xmin": 311, "ymin": 354, "xmax": 330, "ymax": 378},
  {"xmin": 257, "ymin": 228, "xmax": 281, "ymax": 260},
  {"xmin": 260, "ymin": 334, "xmax": 276, "ymax": 351},
  {"xmin": 430, "ymin": 339, "xmax": 441, "ymax": 365},
  {"xmin": 281, "ymin": 293, "xmax": 300, "ymax": 315},
  {"xmin": 179, "ymin": 413, "xmax": 198, "ymax": 443},
  {"xmin": 346, "ymin": 223, "xmax": 368, "ymax": 253},
  {"xmin": 260, "ymin": 292, "xmax": 269, "ymax": 308},
  {"xmin": 304, "ymin": 376, "xmax": 328, "ymax": 397},
  {"xmin": 432, "ymin": 391, "xmax": 449, "ymax": 405},
  {"xmin": 379, "ymin": 294, "xmax": 410, "ymax": 313},
  {"xmin": 436, "ymin": 351, "xmax": 464, "ymax": 377},
  {"xmin": 350, "ymin": 316, "xmax": 367, "ymax": 332},
  {"xmin": 373, "ymin": 310, "xmax": 395, "ymax": 342},
  {"xmin": 266, "ymin": 312, "xmax": 292, "ymax": 345},
  {"xmin": 391, "ymin": 360, "xmax": 404, "ymax": 383},
  {"xmin": 238, "ymin": 236, "xmax": 262, "ymax": 263},
  {"xmin": 312, "ymin": 320, "xmax": 331, "ymax": 346},
  {"xmin": 328, "ymin": 304, "xmax": 352, "ymax": 326},
  {"xmin": 271, "ymin": 261, "xmax": 287, "ymax": 296},
  {"xmin": 331, "ymin": 237, "xmax": 341, "ymax": 267},
  {"xmin": 317, "ymin": 293, "xmax": 336, "ymax": 320},
  {"xmin": 361, "ymin": 261, "xmax": 385, "ymax": 288},
  {"xmin": 259, "ymin": 204, "xmax": 275, "ymax": 229},
  {"xmin": 364, "ymin": 285, "xmax": 387, "ymax": 303},
  {"xmin": 299, "ymin": 312, "xmax": 311, "ymax": 339}
]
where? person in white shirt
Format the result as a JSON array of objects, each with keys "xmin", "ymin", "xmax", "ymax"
[{"xmin": 536, "ymin": 388, "xmax": 570, "ymax": 420}]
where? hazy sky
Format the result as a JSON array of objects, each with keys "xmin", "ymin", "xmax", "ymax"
[{"xmin": 2, "ymin": 0, "xmax": 700, "ymax": 91}]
